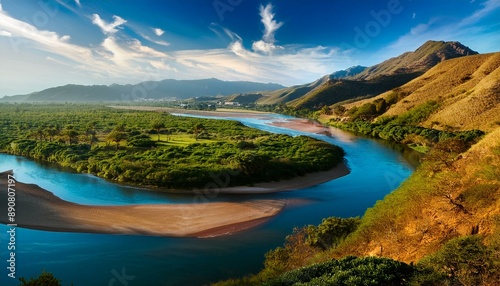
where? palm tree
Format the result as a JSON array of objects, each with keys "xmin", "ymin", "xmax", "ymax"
[
  {"xmin": 86, "ymin": 123, "xmax": 98, "ymax": 146},
  {"xmin": 152, "ymin": 121, "xmax": 165, "ymax": 142},
  {"xmin": 46, "ymin": 127, "xmax": 58, "ymax": 142},
  {"xmin": 63, "ymin": 125, "xmax": 79, "ymax": 145}
]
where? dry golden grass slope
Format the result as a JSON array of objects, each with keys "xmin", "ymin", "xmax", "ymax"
[
  {"xmin": 344, "ymin": 52, "xmax": 500, "ymax": 132},
  {"xmin": 334, "ymin": 126, "xmax": 500, "ymax": 263}
]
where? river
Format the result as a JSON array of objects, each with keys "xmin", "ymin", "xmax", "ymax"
[{"xmin": 0, "ymin": 113, "xmax": 418, "ymax": 286}]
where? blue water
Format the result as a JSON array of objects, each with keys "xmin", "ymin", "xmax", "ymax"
[{"xmin": 0, "ymin": 113, "xmax": 416, "ymax": 286}]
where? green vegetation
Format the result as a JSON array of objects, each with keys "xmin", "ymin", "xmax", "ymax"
[
  {"xmin": 19, "ymin": 270, "xmax": 64, "ymax": 286},
  {"xmin": 330, "ymin": 101, "xmax": 484, "ymax": 152},
  {"xmin": 264, "ymin": 256, "xmax": 416, "ymax": 286},
  {"xmin": 0, "ymin": 103, "xmax": 344, "ymax": 190}
]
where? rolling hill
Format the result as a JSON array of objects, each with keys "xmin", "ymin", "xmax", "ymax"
[
  {"xmin": 339, "ymin": 52, "xmax": 500, "ymax": 132},
  {"xmin": 0, "ymin": 79, "xmax": 285, "ymax": 102}
]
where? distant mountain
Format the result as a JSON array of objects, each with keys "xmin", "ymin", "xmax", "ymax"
[
  {"xmin": 341, "ymin": 52, "xmax": 500, "ymax": 132},
  {"xmin": 351, "ymin": 40, "xmax": 478, "ymax": 80},
  {"xmin": 329, "ymin": 65, "xmax": 367, "ymax": 79},
  {"xmin": 231, "ymin": 41, "xmax": 477, "ymax": 109},
  {"xmin": 0, "ymin": 79, "xmax": 285, "ymax": 102}
]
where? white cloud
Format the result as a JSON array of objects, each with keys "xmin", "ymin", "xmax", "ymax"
[
  {"xmin": 251, "ymin": 4, "xmax": 285, "ymax": 55},
  {"xmin": 259, "ymin": 4, "xmax": 283, "ymax": 44},
  {"xmin": 74, "ymin": 0, "xmax": 81, "ymax": 7},
  {"xmin": 252, "ymin": 40, "xmax": 283, "ymax": 54},
  {"xmin": 153, "ymin": 28, "xmax": 164, "ymax": 36},
  {"xmin": 91, "ymin": 14, "xmax": 126, "ymax": 35},
  {"xmin": 460, "ymin": 0, "xmax": 500, "ymax": 26},
  {"xmin": 139, "ymin": 32, "xmax": 170, "ymax": 46},
  {"xmin": 0, "ymin": 30, "xmax": 11, "ymax": 37}
]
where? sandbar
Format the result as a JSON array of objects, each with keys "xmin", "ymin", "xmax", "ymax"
[{"xmin": 0, "ymin": 171, "xmax": 286, "ymax": 237}]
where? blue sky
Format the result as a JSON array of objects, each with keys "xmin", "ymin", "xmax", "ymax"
[{"xmin": 0, "ymin": 0, "xmax": 499, "ymax": 96}]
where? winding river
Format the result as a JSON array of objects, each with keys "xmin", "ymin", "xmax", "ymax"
[{"xmin": 0, "ymin": 113, "xmax": 418, "ymax": 286}]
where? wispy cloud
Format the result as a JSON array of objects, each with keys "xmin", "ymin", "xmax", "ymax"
[
  {"xmin": 153, "ymin": 28, "xmax": 164, "ymax": 36},
  {"xmin": 91, "ymin": 14, "xmax": 127, "ymax": 35},
  {"xmin": 259, "ymin": 4, "xmax": 283, "ymax": 43},
  {"xmin": 74, "ymin": 0, "xmax": 81, "ymax": 8},
  {"xmin": 459, "ymin": 0, "xmax": 500, "ymax": 27},
  {"xmin": 252, "ymin": 4, "xmax": 284, "ymax": 54},
  {"xmin": 384, "ymin": 0, "xmax": 500, "ymax": 59}
]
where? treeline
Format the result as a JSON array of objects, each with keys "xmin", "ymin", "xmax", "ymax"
[
  {"xmin": 0, "ymin": 103, "xmax": 344, "ymax": 190},
  {"xmin": 330, "ymin": 101, "xmax": 484, "ymax": 152}
]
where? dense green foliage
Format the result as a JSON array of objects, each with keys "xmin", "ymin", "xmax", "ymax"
[
  {"xmin": 332, "ymin": 101, "xmax": 483, "ymax": 153},
  {"xmin": 264, "ymin": 256, "xmax": 416, "ymax": 286},
  {"xmin": 19, "ymin": 271, "xmax": 63, "ymax": 286},
  {"xmin": 0, "ymin": 103, "xmax": 344, "ymax": 190},
  {"xmin": 306, "ymin": 217, "xmax": 361, "ymax": 250},
  {"xmin": 417, "ymin": 235, "xmax": 496, "ymax": 285}
]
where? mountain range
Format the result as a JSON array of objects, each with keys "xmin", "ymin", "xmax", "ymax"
[
  {"xmin": 0, "ymin": 79, "xmax": 285, "ymax": 102},
  {"xmin": 229, "ymin": 40, "xmax": 478, "ymax": 108}
]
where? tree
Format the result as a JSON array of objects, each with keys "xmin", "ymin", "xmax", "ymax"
[
  {"xmin": 85, "ymin": 123, "xmax": 98, "ymax": 146},
  {"xmin": 306, "ymin": 217, "xmax": 361, "ymax": 250},
  {"xmin": 319, "ymin": 105, "xmax": 332, "ymax": 115},
  {"xmin": 192, "ymin": 123, "xmax": 205, "ymax": 141},
  {"xmin": 107, "ymin": 130, "xmax": 127, "ymax": 150},
  {"xmin": 152, "ymin": 121, "xmax": 165, "ymax": 142},
  {"xmin": 63, "ymin": 125, "xmax": 79, "ymax": 145},
  {"xmin": 425, "ymin": 138, "xmax": 468, "ymax": 170},
  {"xmin": 18, "ymin": 270, "xmax": 62, "ymax": 286},
  {"xmin": 46, "ymin": 127, "xmax": 58, "ymax": 142}
]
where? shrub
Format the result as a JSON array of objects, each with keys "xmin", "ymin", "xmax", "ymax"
[
  {"xmin": 264, "ymin": 256, "xmax": 416, "ymax": 286},
  {"xmin": 306, "ymin": 217, "xmax": 361, "ymax": 250},
  {"xmin": 419, "ymin": 235, "xmax": 493, "ymax": 286}
]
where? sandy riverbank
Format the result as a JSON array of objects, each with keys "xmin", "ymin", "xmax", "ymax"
[
  {"xmin": 0, "ymin": 171, "xmax": 287, "ymax": 237},
  {"xmin": 269, "ymin": 118, "xmax": 357, "ymax": 143},
  {"xmin": 216, "ymin": 162, "xmax": 349, "ymax": 194}
]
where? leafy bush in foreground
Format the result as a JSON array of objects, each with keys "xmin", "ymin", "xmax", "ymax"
[{"xmin": 264, "ymin": 256, "xmax": 416, "ymax": 286}]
